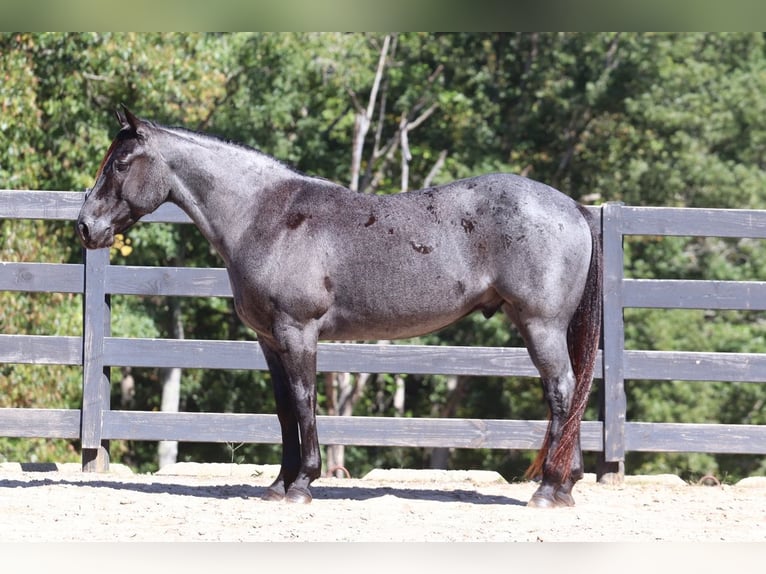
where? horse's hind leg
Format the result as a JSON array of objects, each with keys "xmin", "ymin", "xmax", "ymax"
[{"xmin": 509, "ymin": 312, "xmax": 583, "ymax": 508}]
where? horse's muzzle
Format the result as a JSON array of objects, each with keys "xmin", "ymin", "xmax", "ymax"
[{"xmin": 76, "ymin": 217, "xmax": 114, "ymax": 250}]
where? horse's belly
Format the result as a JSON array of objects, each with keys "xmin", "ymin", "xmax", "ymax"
[
  {"xmin": 320, "ymin": 315, "xmax": 451, "ymax": 341},
  {"xmin": 320, "ymin": 312, "xmax": 464, "ymax": 341},
  {"xmin": 318, "ymin": 282, "xmax": 502, "ymax": 342}
]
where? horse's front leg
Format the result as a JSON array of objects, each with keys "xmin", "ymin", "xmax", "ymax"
[
  {"xmin": 264, "ymin": 322, "xmax": 322, "ymax": 503},
  {"xmin": 259, "ymin": 341, "xmax": 302, "ymax": 501}
]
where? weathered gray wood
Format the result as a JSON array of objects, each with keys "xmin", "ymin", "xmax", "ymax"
[
  {"xmin": 625, "ymin": 350, "xmax": 766, "ymax": 383},
  {"xmin": 0, "ymin": 262, "xmax": 84, "ymax": 293},
  {"xmin": 625, "ymin": 421, "xmax": 766, "ymax": 454},
  {"xmin": 0, "ymin": 189, "xmax": 190, "ymax": 223},
  {"xmin": 106, "ymin": 265, "xmax": 231, "ymax": 297},
  {"xmin": 0, "ymin": 190, "xmax": 85, "ymax": 220},
  {"xmin": 0, "ymin": 334, "xmax": 83, "ymax": 365},
  {"xmin": 620, "ymin": 206, "xmax": 766, "ymax": 238},
  {"xmin": 600, "ymin": 202, "xmax": 627, "ymax": 463},
  {"xmin": 316, "ymin": 342, "xmax": 578, "ymax": 378},
  {"xmin": 0, "ymin": 408, "xmax": 81, "ymax": 438},
  {"xmin": 140, "ymin": 203, "xmax": 191, "ymax": 224},
  {"xmin": 624, "ymin": 279, "xmax": 766, "ymax": 310},
  {"xmin": 314, "ymin": 417, "xmax": 608, "ymax": 450},
  {"xmin": 103, "ymin": 337, "xmax": 267, "ymax": 370},
  {"xmin": 102, "ymin": 337, "xmax": 579, "ymax": 378},
  {"xmin": 102, "ymin": 410, "xmax": 604, "ymax": 450},
  {"xmin": 102, "ymin": 411, "xmax": 281, "ymax": 443},
  {"xmin": 81, "ymin": 247, "xmax": 111, "ymax": 471}
]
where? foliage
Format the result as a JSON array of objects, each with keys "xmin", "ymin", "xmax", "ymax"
[{"xmin": 1, "ymin": 33, "xmax": 765, "ymax": 481}]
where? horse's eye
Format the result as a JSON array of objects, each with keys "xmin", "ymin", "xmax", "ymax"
[{"xmin": 114, "ymin": 160, "xmax": 129, "ymax": 172}]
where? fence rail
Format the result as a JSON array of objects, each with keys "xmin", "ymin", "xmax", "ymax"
[{"xmin": 2, "ymin": 190, "xmax": 766, "ymax": 477}]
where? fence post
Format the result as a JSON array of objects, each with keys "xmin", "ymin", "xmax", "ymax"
[
  {"xmin": 81, "ymin": 247, "xmax": 111, "ymax": 471},
  {"xmin": 597, "ymin": 202, "xmax": 626, "ymax": 484}
]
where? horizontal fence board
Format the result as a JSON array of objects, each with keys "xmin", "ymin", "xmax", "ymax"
[
  {"xmin": 315, "ymin": 343, "xmax": 553, "ymax": 377},
  {"xmin": 102, "ymin": 411, "xmax": 604, "ymax": 450},
  {"xmin": 103, "ymin": 337, "xmax": 590, "ymax": 378},
  {"xmin": 0, "ymin": 190, "xmax": 84, "ymax": 220},
  {"xmin": 140, "ymin": 203, "xmax": 192, "ymax": 224},
  {"xmin": 0, "ymin": 334, "xmax": 83, "ymax": 365},
  {"xmin": 106, "ymin": 265, "xmax": 232, "ymax": 297},
  {"xmin": 0, "ymin": 190, "xmax": 190, "ymax": 223},
  {"xmin": 104, "ymin": 338, "xmax": 266, "ymax": 370},
  {"xmin": 0, "ymin": 262, "xmax": 84, "ymax": 294},
  {"xmin": 103, "ymin": 411, "xmax": 281, "ymax": 443},
  {"xmin": 625, "ymin": 421, "xmax": 766, "ymax": 454},
  {"xmin": 624, "ymin": 279, "xmax": 766, "ymax": 310},
  {"xmin": 620, "ymin": 206, "xmax": 766, "ymax": 238},
  {"xmin": 624, "ymin": 350, "xmax": 766, "ymax": 382},
  {"xmin": 0, "ymin": 408, "xmax": 81, "ymax": 439},
  {"xmin": 14, "ymin": 339, "xmax": 745, "ymax": 384},
  {"xmin": 315, "ymin": 417, "xmax": 606, "ymax": 450}
]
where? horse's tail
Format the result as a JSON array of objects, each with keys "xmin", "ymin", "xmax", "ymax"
[{"xmin": 526, "ymin": 204, "xmax": 603, "ymax": 482}]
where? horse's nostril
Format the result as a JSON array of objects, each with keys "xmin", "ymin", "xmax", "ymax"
[{"xmin": 77, "ymin": 221, "xmax": 90, "ymax": 240}]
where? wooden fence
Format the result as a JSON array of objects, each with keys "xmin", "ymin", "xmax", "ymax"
[{"xmin": 2, "ymin": 190, "xmax": 766, "ymax": 477}]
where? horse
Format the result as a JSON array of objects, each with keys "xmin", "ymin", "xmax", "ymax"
[{"xmin": 76, "ymin": 107, "xmax": 602, "ymax": 508}]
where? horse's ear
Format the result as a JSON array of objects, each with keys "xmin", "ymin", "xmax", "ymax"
[
  {"xmin": 122, "ymin": 104, "xmax": 141, "ymax": 132},
  {"xmin": 118, "ymin": 104, "xmax": 149, "ymax": 138},
  {"xmin": 114, "ymin": 107, "xmax": 129, "ymax": 129}
]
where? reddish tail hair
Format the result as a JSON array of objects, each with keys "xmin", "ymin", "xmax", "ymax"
[{"xmin": 526, "ymin": 205, "xmax": 602, "ymax": 482}]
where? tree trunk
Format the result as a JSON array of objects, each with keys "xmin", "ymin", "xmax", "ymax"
[
  {"xmin": 158, "ymin": 366, "xmax": 181, "ymax": 468},
  {"xmin": 429, "ymin": 375, "xmax": 466, "ymax": 469},
  {"xmin": 158, "ymin": 297, "xmax": 184, "ymax": 469},
  {"xmin": 324, "ymin": 371, "xmax": 370, "ymax": 477},
  {"xmin": 120, "ymin": 366, "xmax": 135, "ymax": 407}
]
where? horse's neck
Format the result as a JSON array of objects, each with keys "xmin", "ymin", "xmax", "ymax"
[{"xmin": 160, "ymin": 130, "xmax": 295, "ymax": 263}]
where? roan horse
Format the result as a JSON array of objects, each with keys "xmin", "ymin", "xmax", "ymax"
[{"xmin": 77, "ymin": 107, "xmax": 602, "ymax": 508}]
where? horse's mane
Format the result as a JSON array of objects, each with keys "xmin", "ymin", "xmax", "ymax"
[
  {"xmin": 153, "ymin": 121, "xmax": 307, "ymax": 178},
  {"xmin": 94, "ymin": 137, "xmax": 121, "ymax": 183}
]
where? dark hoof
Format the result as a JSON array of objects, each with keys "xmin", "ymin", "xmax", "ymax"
[
  {"xmin": 527, "ymin": 494, "xmax": 558, "ymax": 508},
  {"xmin": 285, "ymin": 486, "xmax": 313, "ymax": 504},
  {"xmin": 261, "ymin": 486, "xmax": 286, "ymax": 502},
  {"xmin": 554, "ymin": 490, "xmax": 575, "ymax": 507},
  {"xmin": 527, "ymin": 488, "xmax": 575, "ymax": 508}
]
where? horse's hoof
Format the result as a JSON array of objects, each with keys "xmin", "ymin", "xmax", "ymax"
[
  {"xmin": 261, "ymin": 487, "xmax": 286, "ymax": 502},
  {"xmin": 527, "ymin": 494, "xmax": 558, "ymax": 508},
  {"xmin": 285, "ymin": 486, "xmax": 313, "ymax": 504},
  {"xmin": 527, "ymin": 491, "xmax": 575, "ymax": 508},
  {"xmin": 554, "ymin": 490, "xmax": 575, "ymax": 507}
]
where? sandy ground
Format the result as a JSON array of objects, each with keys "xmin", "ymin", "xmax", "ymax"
[{"xmin": 0, "ymin": 462, "xmax": 764, "ymax": 543}]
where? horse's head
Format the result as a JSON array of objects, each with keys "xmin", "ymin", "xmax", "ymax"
[{"xmin": 76, "ymin": 106, "xmax": 171, "ymax": 249}]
